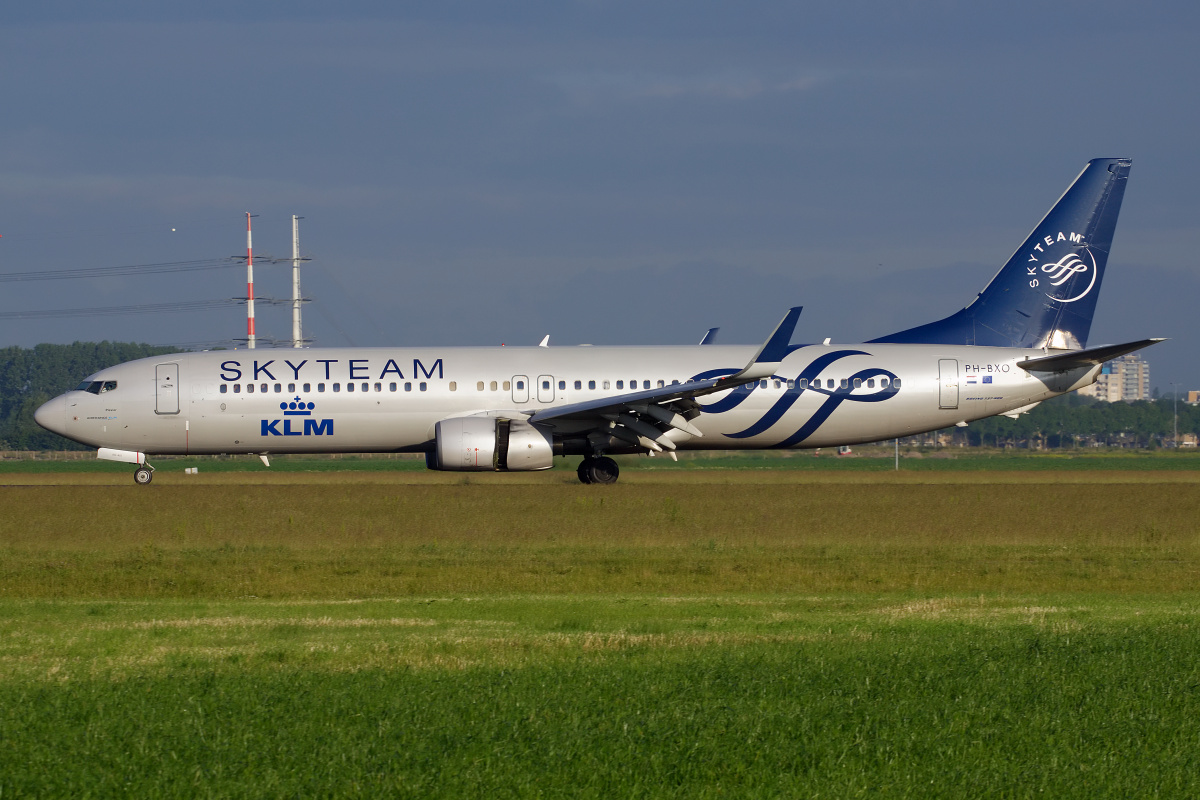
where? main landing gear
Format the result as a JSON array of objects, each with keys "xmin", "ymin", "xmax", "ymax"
[
  {"xmin": 577, "ymin": 456, "xmax": 619, "ymax": 485},
  {"xmin": 133, "ymin": 465, "xmax": 155, "ymax": 485}
]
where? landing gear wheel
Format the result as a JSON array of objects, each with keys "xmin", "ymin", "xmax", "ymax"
[
  {"xmin": 577, "ymin": 459, "xmax": 595, "ymax": 484},
  {"xmin": 589, "ymin": 456, "xmax": 620, "ymax": 485},
  {"xmin": 133, "ymin": 467, "xmax": 153, "ymax": 486}
]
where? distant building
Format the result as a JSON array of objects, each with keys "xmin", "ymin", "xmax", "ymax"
[
  {"xmin": 1078, "ymin": 353, "xmax": 1151, "ymax": 402},
  {"xmin": 1187, "ymin": 391, "xmax": 1200, "ymax": 406}
]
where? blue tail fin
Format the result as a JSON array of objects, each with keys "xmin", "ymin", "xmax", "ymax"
[{"xmin": 871, "ymin": 158, "xmax": 1132, "ymax": 349}]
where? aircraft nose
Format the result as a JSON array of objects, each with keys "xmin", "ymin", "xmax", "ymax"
[{"xmin": 34, "ymin": 395, "xmax": 66, "ymax": 435}]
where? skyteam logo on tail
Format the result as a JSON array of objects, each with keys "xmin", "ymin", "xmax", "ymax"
[
  {"xmin": 261, "ymin": 397, "xmax": 334, "ymax": 437},
  {"xmin": 1026, "ymin": 231, "xmax": 1097, "ymax": 303}
]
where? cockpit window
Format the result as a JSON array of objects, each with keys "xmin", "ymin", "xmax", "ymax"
[{"xmin": 75, "ymin": 380, "xmax": 116, "ymax": 394}]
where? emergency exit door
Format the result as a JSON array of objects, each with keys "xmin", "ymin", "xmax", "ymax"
[{"xmin": 938, "ymin": 359, "xmax": 959, "ymax": 409}]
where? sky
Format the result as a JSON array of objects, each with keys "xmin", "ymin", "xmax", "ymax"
[{"xmin": 2, "ymin": 1, "xmax": 1198, "ymax": 393}]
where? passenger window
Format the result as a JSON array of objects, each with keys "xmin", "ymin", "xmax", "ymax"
[
  {"xmin": 542, "ymin": 380, "xmax": 550, "ymax": 390},
  {"xmin": 303, "ymin": 383, "xmax": 311, "ymax": 392},
  {"xmin": 759, "ymin": 380, "xmax": 768, "ymax": 389},
  {"xmin": 390, "ymin": 383, "xmax": 397, "ymax": 392},
  {"xmin": 318, "ymin": 383, "xmax": 325, "ymax": 392},
  {"xmin": 220, "ymin": 384, "xmax": 228, "ymax": 394},
  {"xmin": 274, "ymin": 383, "xmax": 282, "ymax": 393},
  {"xmin": 642, "ymin": 380, "xmax": 650, "ymax": 389},
  {"xmin": 491, "ymin": 381, "xmax": 498, "ymax": 391},
  {"xmin": 260, "ymin": 384, "xmax": 267, "ymax": 393},
  {"xmin": 449, "ymin": 382, "xmax": 457, "ymax": 391},
  {"xmin": 867, "ymin": 379, "xmax": 875, "ymax": 388},
  {"xmin": 346, "ymin": 383, "xmax": 354, "ymax": 392},
  {"xmin": 853, "ymin": 378, "xmax": 862, "ymax": 389},
  {"xmin": 658, "ymin": 380, "xmax": 665, "ymax": 388},
  {"xmin": 671, "ymin": 379, "xmax": 679, "ymax": 385},
  {"xmin": 478, "ymin": 382, "xmax": 485, "ymax": 391},
  {"xmin": 502, "ymin": 381, "xmax": 510, "ymax": 391},
  {"xmin": 516, "ymin": 380, "xmax": 525, "ymax": 390},
  {"xmin": 234, "ymin": 384, "xmax": 242, "ymax": 394},
  {"xmin": 880, "ymin": 378, "xmax": 889, "ymax": 388},
  {"xmin": 798, "ymin": 379, "xmax": 807, "ymax": 389},
  {"xmin": 617, "ymin": 381, "xmax": 624, "ymax": 390},
  {"xmin": 375, "ymin": 383, "xmax": 382, "ymax": 392},
  {"xmin": 420, "ymin": 382, "xmax": 427, "ymax": 392},
  {"xmin": 774, "ymin": 380, "xmax": 781, "ymax": 389},
  {"xmin": 405, "ymin": 382, "xmax": 412, "ymax": 392},
  {"xmin": 247, "ymin": 384, "xmax": 255, "ymax": 393},
  {"xmin": 333, "ymin": 383, "xmax": 341, "ymax": 392},
  {"xmin": 558, "ymin": 380, "xmax": 565, "ymax": 390},
  {"xmin": 603, "ymin": 381, "xmax": 610, "ymax": 389},
  {"xmin": 893, "ymin": 378, "xmax": 902, "ymax": 388},
  {"xmin": 288, "ymin": 383, "xmax": 295, "ymax": 393},
  {"xmin": 840, "ymin": 379, "xmax": 848, "ymax": 389},
  {"xmin": 787, "ymin": 380, "xmax": 795, "ymax": 389},
  {"xmin": 574, "ymin": 380, "xmax": 582, "ymax": 390},
  {"xmin": 362, "ymin": 383, "xmax": 369, "ymax": 392},
  {"xmin": 588, "ymin": 380, "xmax": 596, "ymax": 390}
]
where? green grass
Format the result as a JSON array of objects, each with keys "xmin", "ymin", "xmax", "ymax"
[
  {"xmin": 2, "ymin": 473, "xmax": 1200, "ymax": 796},
  {"xmin": 3, "ymin": 447, "xmax": 1199, "ymax": 474},
  {"xmin": 2, "ymin": 597, "xmax": 1199, "ymax": 797}
]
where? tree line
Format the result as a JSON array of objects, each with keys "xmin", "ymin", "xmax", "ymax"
[
  {"xmin": 1, "ymin": 342, "xmax": 180, "ymax": 450},
  {"xmin": 946, "ymin": 391, "xmax": 1200, "ymax": 448}
]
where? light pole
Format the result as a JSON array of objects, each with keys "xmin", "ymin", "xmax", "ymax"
[{"xmin": 1171, "ymin": 382, "xmax": 1179, "ymax": 448}]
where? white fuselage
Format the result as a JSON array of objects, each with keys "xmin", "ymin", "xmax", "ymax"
[{"xmin": 38, "ymin": 343, "xmax": 1096, "ymax": 456}]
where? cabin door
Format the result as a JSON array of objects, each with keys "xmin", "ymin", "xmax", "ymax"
[
  {"xmin": 938, "ymin": 359, "xmax": 959, "ymax": 409},
  {"xmin": 155, "ymin": 363, "xmax": 180, "ymax": 415}
]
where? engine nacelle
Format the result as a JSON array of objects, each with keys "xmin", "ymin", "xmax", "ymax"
[{"xmin": 431, "ymin": 416, "xmax": 554, "ymax": 472}]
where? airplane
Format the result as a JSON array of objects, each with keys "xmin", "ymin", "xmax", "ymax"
[{"xmin": 34, "ymin": 157, "xmax": 1162, "ymax": 485}]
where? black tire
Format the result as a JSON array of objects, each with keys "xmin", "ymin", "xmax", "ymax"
[
  {"xmin": 134, "ymin": 467, "xmax": 153, "ymax": 485},
  {"xmin": 576, "ymin": 459, "xmax": 594, "ymax": 484},
  {"xmin": 589, "ymin": 456, "xmax": 620, "ymax": 485}
]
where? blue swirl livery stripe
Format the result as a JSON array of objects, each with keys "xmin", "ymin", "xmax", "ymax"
[
  {"xmin": 723, "ymin": 350, "xmax": 869, "ymax": 439},
  {"xmin": 772, "ymin": 367, "xmax": 898, "ymax": 448}
]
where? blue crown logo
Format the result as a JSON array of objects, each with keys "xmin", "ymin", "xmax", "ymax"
[{"xmin": 281, "ymin": 397, "xmax": 315, "ymax": 416}]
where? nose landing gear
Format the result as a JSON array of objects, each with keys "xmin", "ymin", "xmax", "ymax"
[
  {"xmin": 577, "ymin": 456, "xmax": 619, "ymax": 485},
  {"xmin": 133, "ymin": 464, "xmax": 155, "ymax": 485}
]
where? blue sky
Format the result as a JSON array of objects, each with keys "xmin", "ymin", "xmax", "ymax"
[{"xmin": 2, "ymin": 1, "xmax": 1198, "ymax": 392}]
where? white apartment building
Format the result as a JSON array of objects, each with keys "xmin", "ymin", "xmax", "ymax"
[{"xmin": 1078, "ymin": 353, "xmax": 1151, "ymax": 402}]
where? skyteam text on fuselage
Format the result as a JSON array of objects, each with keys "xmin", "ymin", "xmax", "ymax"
[{"xmin": 35, "ymin": 158, "xmax": 1162, "ymax": 484}]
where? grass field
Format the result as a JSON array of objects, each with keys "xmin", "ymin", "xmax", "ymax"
[{"xmin": 2, "ymin": 465, "xmax": 1199, "ymax": 796}]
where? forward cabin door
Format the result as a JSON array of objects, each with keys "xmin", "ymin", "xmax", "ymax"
[
  {"xmin": 938, "ymin": 359, "xmax": 959, "ymax": 410},
  {"xmin": 155, "ymin": 363, "xmax": 180, "ymax": 415}
]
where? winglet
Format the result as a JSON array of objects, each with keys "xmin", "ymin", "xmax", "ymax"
[
  {"xmin": 728, "ymin": 306, "xmax": 801, "ymax": 383},
  {"xmin": 699, "ymin": 327, "xmax": 720, "ymax": 345}
]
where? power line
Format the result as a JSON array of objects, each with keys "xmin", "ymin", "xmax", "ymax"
[
  {"xmin": 0, "ymin": 257, "xmax": 242, "ymax": 283},
  {"xmin": 0, "ymin": 299, "xmax": 241, "ymax": 320}
]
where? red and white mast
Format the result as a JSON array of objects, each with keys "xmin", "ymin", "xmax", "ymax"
[{"xmin": 245, "ymin": 212, "xmax": 256, "ymax": 349}]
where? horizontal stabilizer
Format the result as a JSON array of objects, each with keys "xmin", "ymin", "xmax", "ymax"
[{"xmin": 1017, "ymin": 338, "xmax": 1165, "ymax": 372}]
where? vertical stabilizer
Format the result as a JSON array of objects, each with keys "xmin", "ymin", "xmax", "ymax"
[{"xmin": 871, "ymin": 158, "xmax": 1131, "ymax": 349}]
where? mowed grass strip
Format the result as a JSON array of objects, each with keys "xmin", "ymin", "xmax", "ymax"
[
  {"xmin": 2, "ymin": 607, "xmax": 1198, "ymax": 798},
  {"xmin": 2, "ymin": 477, "xmax": 1198, "ymax": 597}
]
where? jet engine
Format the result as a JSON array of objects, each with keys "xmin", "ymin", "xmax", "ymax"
[{"xmin": 428, "ymin": 416, "xmax": 554, "ymax": 471}]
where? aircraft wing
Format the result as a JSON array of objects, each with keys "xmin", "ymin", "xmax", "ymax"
[
  {"xmin": 1017, "ymin": 338, "xmax": 1165, "ymax": 371},
  {"xmin": 528, "ymin": 307, "xmax": 802, "ymax": 454}
]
